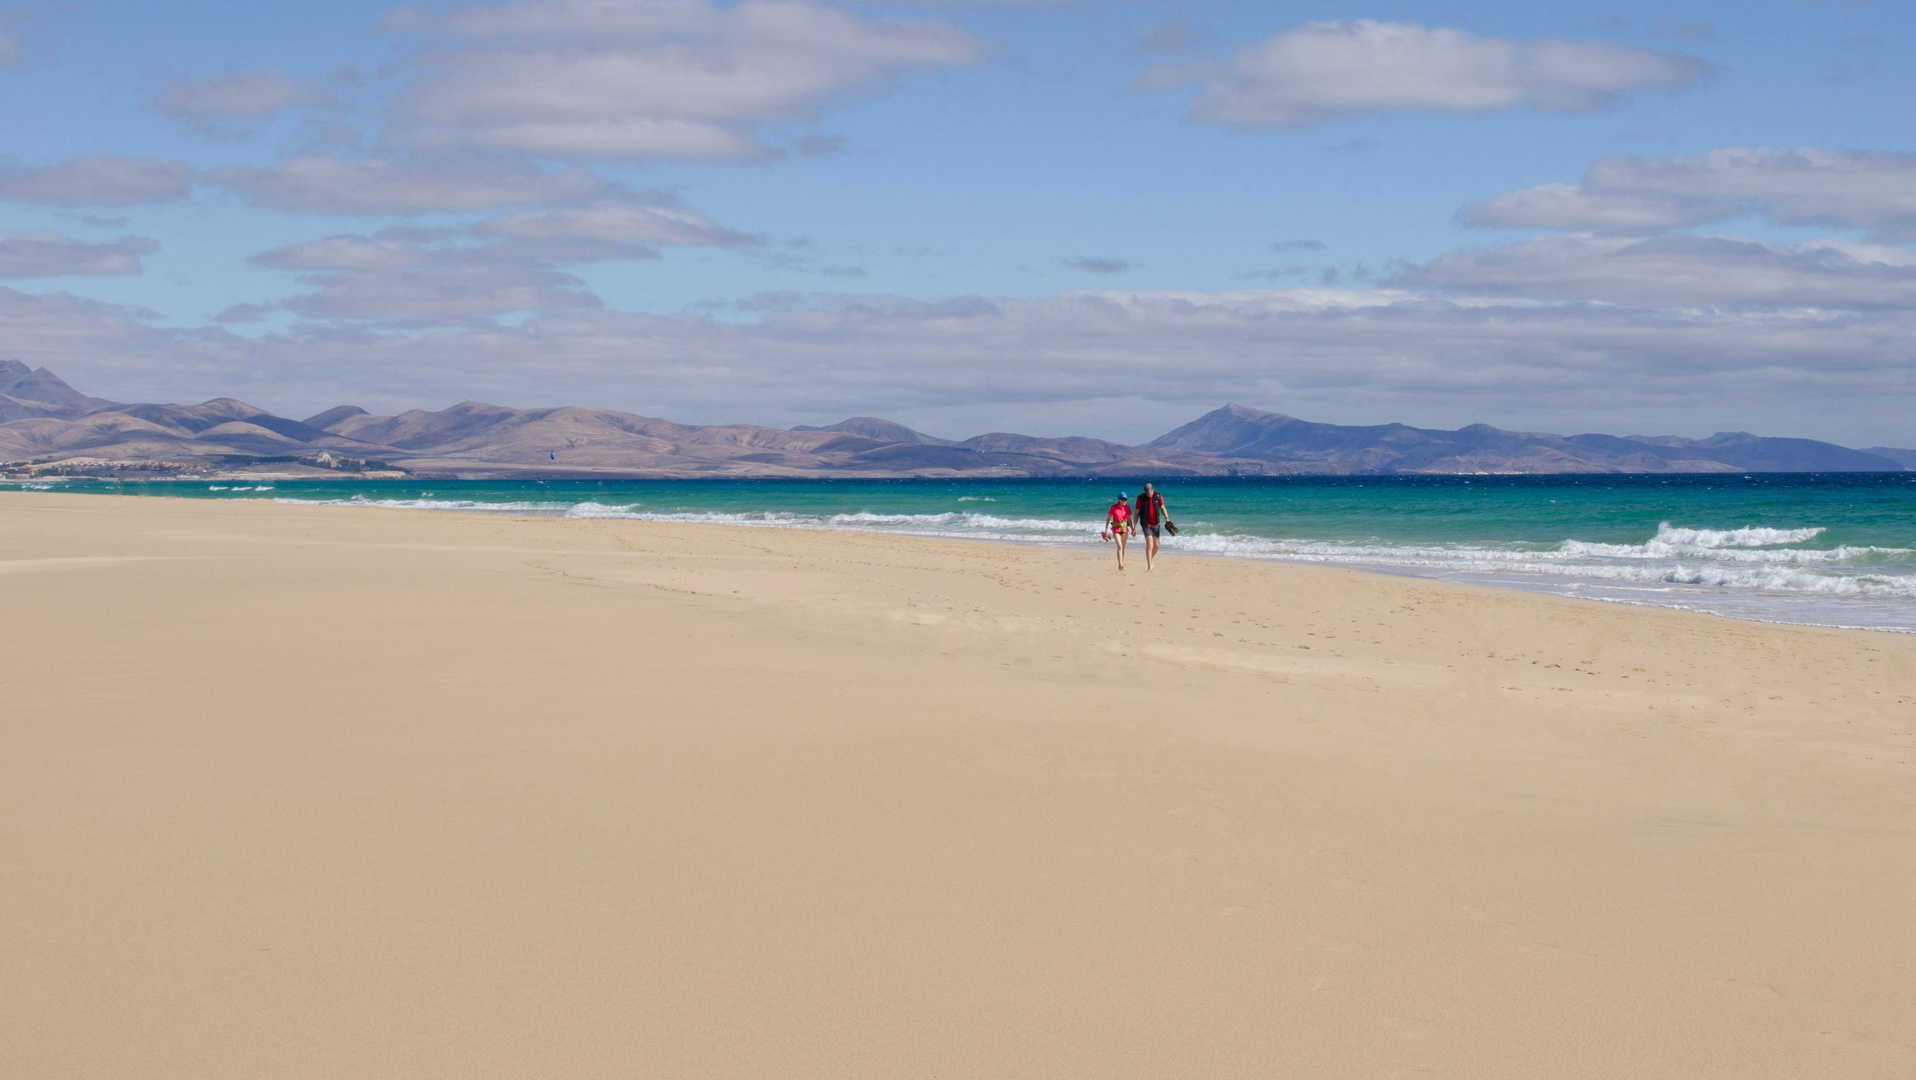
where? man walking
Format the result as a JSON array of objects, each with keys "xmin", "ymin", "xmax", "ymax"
[{"xmin": 1134, "ymin": 483, "xmax": 1170, "ymax": 571}]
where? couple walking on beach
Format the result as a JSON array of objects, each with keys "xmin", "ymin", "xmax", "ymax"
[{"xmin": 1104, "ymin": 483, "xmax": 1173, "ymax": 571}]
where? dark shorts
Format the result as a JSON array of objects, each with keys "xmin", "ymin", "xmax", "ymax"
[{"xmin": 1141, "ymin": 525, "xmax": 1161, "ymax": 537}]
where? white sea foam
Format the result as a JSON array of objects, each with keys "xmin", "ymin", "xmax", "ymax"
[
  {"xmin": 276, "ymin": 496, "xmax": 576, "ymax": 514},
  {"xmin": 1157, "ymin": 530, "xmax": 1916, "ymax": 598},
  {"xmin": 1650, "ymin": 524, "xmax": 1824, "ymax": 547},
  {"xmin": 828, "ymin": 511, "xmax": 1095, "ymax": 534}
]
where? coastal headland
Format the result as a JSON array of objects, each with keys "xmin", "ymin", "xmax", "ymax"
[{"xmin": 5, "ymin": 492, "xmax": 1914, "ymax": 1077}]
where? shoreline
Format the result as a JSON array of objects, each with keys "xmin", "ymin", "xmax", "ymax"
[
  {"xmin": 313, "ymin": 496, "xmax": 1916, "ymax": 636},
  {"xmin": 17, "ymin": 482, "xmax": 1916, "ymax": 635}
]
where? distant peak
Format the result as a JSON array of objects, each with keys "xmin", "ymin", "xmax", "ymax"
[
  {"xmin": 792, "ymin": 416, "xmax": 947, "ymax": 445},
  {"xmin": 0, "ymin": 361, "xmax": 113, "ymax": 416},
  {"xmin": 1216, "ymin": 402, "xmax": 1295, "ymax": 421},
  {"xmin": 303, "ymin": 405, "xmax": 369, "ymax": 430}
]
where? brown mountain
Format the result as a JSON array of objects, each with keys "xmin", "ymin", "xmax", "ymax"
[
  {"xmin": 0, "ymin": 367, "xmax": 1903, "ymax": 478},
  {"xmin": 1148, "ymin": 404, "xmax": 1904, "ymax": 474},
  {"xmin": 791, "ymin": 416, "xmax": 952, "ymax": 445},
  {"xmin": 1, "ymin": 359, "xmax": 117, "ymax": 421}
]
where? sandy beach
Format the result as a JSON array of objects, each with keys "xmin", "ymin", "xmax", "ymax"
[{"xmin": 4, "ymin": 491, "xmax": 1914, "ymax": 1078}]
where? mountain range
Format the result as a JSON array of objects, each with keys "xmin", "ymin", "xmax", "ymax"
[{"xmin": 3, "ymin": 360, "xmax": 1908, "ymax": 478}]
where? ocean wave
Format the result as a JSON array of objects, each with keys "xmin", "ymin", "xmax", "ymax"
[
  {"xmin": 1161, "ymin": 530, "xmax": 1916, "ymax": 598},
  {"xmin": 1558, "ymin": 539, "xmax": 1907, "ymax": 565},
  {"xmin": 1654, "ymin": 524, "xmax": 1825, "ymax": 548},
  {"xmin": 1556, "ymin": 523, "xmax": 1853, "ymax": 562}
]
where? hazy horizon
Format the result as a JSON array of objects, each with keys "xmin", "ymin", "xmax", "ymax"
[{"xmin": 16, "ymin": 358, "xmax": 1913, "ymax": 454}]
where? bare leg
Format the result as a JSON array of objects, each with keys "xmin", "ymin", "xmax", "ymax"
[
  {"xmin": 1144, "ymin": 533, "xmax": 1158, "ymax": 570},
  {"xmin": 1114, "ymin": 530, "xmax": 1126, "ymax": 569}
]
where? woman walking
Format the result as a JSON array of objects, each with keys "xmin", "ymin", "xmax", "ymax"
[{"xmin": 1104, "ymin": 491, "xmax": 1134, "ymax": 570}]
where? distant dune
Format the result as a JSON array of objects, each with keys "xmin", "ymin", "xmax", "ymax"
[{"xmin": 2, "ymin": 360, "xmax": 1903, "ymax": 478}]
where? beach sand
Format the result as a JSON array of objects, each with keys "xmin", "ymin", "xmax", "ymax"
[{"xmin": 4, "ymin": 491, "xmax": 1914, "ymax": 1078}]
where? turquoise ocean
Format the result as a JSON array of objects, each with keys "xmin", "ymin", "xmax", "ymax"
[{"xmin": 17, "ymin": 473, "xmax": 1916, "ymax": 632}]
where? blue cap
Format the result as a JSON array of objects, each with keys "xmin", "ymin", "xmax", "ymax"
[{"xmin": 1117, "ymin": 491, "xmax": 1129, "ymax": 500}]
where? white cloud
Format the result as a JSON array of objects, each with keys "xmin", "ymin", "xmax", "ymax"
[
  {"xmin": 8, "ymin": 141, "xmax": 1915, "ymax": 443},
  {"xmin": 385, "ymin": 0, "xmax": 981, "ymax": 161},
  {"xmin": 1062, "ymin": 257, "xmax": 1132, "ymax": 274},
  {"xmin": 1458, "ymin": 181, "xmax": 1718, "ymax": 233},
  {"xmin": 154, "ymin": 67, "xmax": 330, "ymax": 121},
  {"xmin": 1396, "ymin": 234, "xmax": 1916, "ymax": 310},
  {"xmin": 211, "ymin": 160, "xmax": 762, "ymax": 322},
  {"xmin": 252, "ymin": 233, "xmax": 439, "ymax": 273},
  {"xmin": 244, "ymin": 192, "xmax": 752, "ymax": 323},
  {"xmin": 204, "ymin": 155, "xmax": 609, "ymax": 214},
  {"xmin": 0, "ymin": 232, "xmax": 157, "ymax": 277},
  {"xmin": 1141, "ymin": 20, "xmax": 1706, "ymax": 126},
  {"xmin": 0, "ymin": 156, "xmax": 195, "ymax": 206},
  {"xmin": 13, "ymin": 271, "xmax": 1914, "ymax": 446},
  {"xmin": 278, "ymin": 262, "xmax": 601, "ymax": 324},
  {"xmin": 1462, "ymin": 147, "xmax": 1916, "ymax": 240},
  {"xmin": 241, "ymin": 290, "xmax": 1916, "ymax": 443},
  {"xmin": 0, "ymin": 287, "xmax": 168, "ymax": 373},
  {"xmin": 211, "ymin": 302, "xmax": 275, "ymax": 325},
  {"xmin": 476, "ymin": 197, "xmax": 758, "ymax": 248},
  {"xmin": 249, "ymin": 229, "xmax": 609, "ymax": 324}
]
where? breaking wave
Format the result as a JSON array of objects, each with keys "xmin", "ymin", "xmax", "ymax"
[{"xmin": 1160, "ymin": 523, "xmax": 1916, "ymax": 599}]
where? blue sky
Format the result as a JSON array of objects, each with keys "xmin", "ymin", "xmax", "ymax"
[{"xmin": 1, "ymin": 0, "xmax": 1912, "ymax": 444}]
